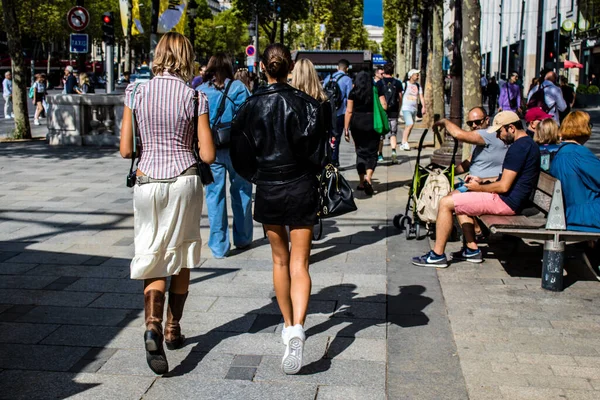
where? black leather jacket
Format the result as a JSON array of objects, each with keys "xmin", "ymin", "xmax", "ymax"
[{"xmin": 230, "ymin": 83, "xmax": 330, "ymax": 185}]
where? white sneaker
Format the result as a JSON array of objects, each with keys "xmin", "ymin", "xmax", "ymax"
[
  {"xmin": 281, "ymin": 325, "xmax": 290, "ymax": 345},
  {"xmin": 401, "ymin": 142, "xmax": 411, "ymax": 151},
  {"xmin": 4, "ymin": 116, "xmax": 10, "ymax": 120},
  {"xmin": 34, "ymin": 119, "xmax": 40, "ymax": 126},
  {"xmin": 282, "ymin": 324, "xmax": 305, "ymax": 375}
]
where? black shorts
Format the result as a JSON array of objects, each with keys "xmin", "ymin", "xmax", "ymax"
[{"xmin": 254, "ymin": 174, "xmax": 319, "ymax": 226}]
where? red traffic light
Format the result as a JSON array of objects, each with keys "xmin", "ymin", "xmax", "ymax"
[{"xmin": 103, "ymin": 15, "xmax": 112, "ymax": 24}]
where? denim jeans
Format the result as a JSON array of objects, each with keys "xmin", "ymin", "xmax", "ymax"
[{"xmin": 205, "ymin": 148, "xmax": 253, "ymax": 258}]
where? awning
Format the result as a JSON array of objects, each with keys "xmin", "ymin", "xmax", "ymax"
[{"xmin": 564, "ymin": 60, "xmax": 584, "ymax": 68}]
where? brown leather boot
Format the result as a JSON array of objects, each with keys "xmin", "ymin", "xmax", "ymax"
[
  {"xmin": 144, "ymin": 289, "xmax": 168, "ymax": 374},
  {"xmin": 164, "ymin": 291, "xmax": 188, "ymax": 350}
]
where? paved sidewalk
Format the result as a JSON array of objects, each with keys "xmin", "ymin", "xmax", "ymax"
[{"xmin": 0, "ymin": 130, "xmax": 598, "ymax": 399}]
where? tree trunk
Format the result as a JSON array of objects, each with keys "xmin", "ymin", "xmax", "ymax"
[
  {"xmin": 125, "ymin": 0, "xmax": 133, "ymax": 73},
  {"xmin": 395, "ymin": 24, "xmax": 407, "ymax": 79},
  {"xmin": 461, "ymin": 0, "xmax": 482, "ymax": 158},
  {"xmin": 2, "ymin": 0, "xmax": 31, "ymax": 139},
  {"xmin": 431, "ymin": 3, "xmax": 445, "ymax": 141},
  {"xmin": 423, "ymin": 46, "xmax": 434, "ymax": 128}
]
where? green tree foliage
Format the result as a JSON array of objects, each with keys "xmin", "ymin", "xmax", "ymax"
[
  {"xmin": 194, "ymin": 9, "xmax": 249, "ymax": 61},
  {"xmin": 233, "ymin": 0, "xmax": 310, "ymax": 43}
]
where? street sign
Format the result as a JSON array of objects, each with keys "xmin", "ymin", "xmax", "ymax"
[
  {"xmin": 67, "ymin": 6, "xmax": 90, "ymax": 31},
  {"xmin": 70, "ymin": 34, "xmax": 89, "ymax": 54},
  {"xmin": 246, "ymin": 45, "xmax": 256, "ymax": 57},
  {"xmin": 246, "ymin": 56, "xmax": 256, "ymax": 67}
]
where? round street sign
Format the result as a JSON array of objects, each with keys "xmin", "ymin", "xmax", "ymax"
[
  {"xmin": 246, "ymin": 45, "xmax": 256, "ymax": 57},
  {"xmin": 67, "ymin": 6, "xmax": 90, "ymax": 32}
]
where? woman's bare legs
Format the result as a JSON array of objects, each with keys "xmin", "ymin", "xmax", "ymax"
[
  {"xmin": 144, "ymin": 278, "xmax": 166, "ymax": 294},
  {"xmin": 288, "ymin": 226, "xmax": 312, "ymax": 326},
  {"xmin": 365, "ymin": 168, "xmax": 374, "ymax": 184},
  {"xmin": 169, "ymin": 268, "xmax": 190, "ymax": 294},
  {"xmin": 265, "ymin": 225, "xmax": 293, "ymax": 327},
  {"xmin": 265, "ymin": 224, "xmax": 313, "ymax": 327}
]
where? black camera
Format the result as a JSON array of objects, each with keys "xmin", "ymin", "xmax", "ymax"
[{"xmin": 126, "ymin": 171, "xmax": 137, "ymax": 188}]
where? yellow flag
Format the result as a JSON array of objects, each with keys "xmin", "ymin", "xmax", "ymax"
[
  {"xmin": 157, "ymin": 0, "xmax": 188, "ymax": 34},
  {"xmin": 119, "ymin": 0, "xmax": 144, "ymax": 36}
]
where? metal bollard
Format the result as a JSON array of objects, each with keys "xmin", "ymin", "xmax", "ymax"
[{"xmin": 541, "ymin": 239, "xmax": 565, "ymax": 292}]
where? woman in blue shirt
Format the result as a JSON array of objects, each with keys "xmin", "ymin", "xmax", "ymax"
[
  {"xmin": 198, "ymin": 54, "xmax": 253, "ymax": 258},
  {"xmin": 550, "ymin": 111, "xmax": 600, "ymax": 232}
]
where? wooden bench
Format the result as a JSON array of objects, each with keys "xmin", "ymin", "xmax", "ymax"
[{"xmin": 479, "ymin": 172, "xmax": 600, "ymax": 291}]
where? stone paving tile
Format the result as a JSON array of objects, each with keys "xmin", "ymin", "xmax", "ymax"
[
  {"xmin": 0, "ymin": 370, "xmax": 153, "ymax": 399},
  {"xmin": 0, "ymin": 343, "xmax": 90, "ymax": 371},
  {"xmin": 316, "ymin": 385, "xmax": 386, "ymax": 400},
  {"xmin": 0, "ymin": 322, "xmax": 60, "ymax": 344},
  {"xmin": 498, "ymin": 386, "xmax": 566, "ymax": 399},
  {"xmin": 0, "ymin": 262, "xmax": 38, "ymax": 275},
  {"xmin": 18, "ymin": 305, "xmax": 135, "ymax": 326},
  {"xmin": 143, "ymin": 376, "xmax": 317, "ymax": 400},
  {"xmin": 0, "ymin": 275, "xmax": 58, "ymax": 289},
  {"xmin": 63, "ymin": 277, "xmax": 142, "ymax": 293},
  {"xmin": 0, "ymin": 289, "xmax": 101, "ymax": 307},
  {"xmin": 25, "ymin": 264, "xmax": 130, "ymax": 278}
]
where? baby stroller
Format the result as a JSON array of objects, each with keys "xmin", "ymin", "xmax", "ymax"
[{"xmin": 393, "ymin": 129, "xmax": 459, "ymax": 239}]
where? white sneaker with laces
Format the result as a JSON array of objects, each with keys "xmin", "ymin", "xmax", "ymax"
[
  {"xmin": 282, "ymin": 324, "xmax": 305, "ymax": 375},
  {"xmin": 401, "ymin": 142, "xmax": 411, "ymax": 151}
]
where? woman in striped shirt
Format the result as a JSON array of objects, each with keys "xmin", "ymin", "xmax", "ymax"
[{"xmin": 120, "ymin": 32, "xmax": 215, "ymax": 375}]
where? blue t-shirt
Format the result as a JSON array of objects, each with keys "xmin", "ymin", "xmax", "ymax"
[
  {"xmin": 499, "ymin": 135, "xmax": 541, "ymax": 212},
  {"xmin": 198, "ymin": 79, "xmax": 249, "ymax": 128},
  {"xmin": 323, "ymin": 71, "xmax": 352, "ymax": 117}
]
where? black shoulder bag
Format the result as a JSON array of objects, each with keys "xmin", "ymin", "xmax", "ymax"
[
  {"xmin": 212, "ymin": 80, "xmax": 234, "ymax": 149},
  {"xmin": 193, "ymin": 93, "xmax": 214, "ymax": 185}
]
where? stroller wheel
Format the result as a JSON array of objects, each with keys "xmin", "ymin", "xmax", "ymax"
[
  {"xmin": 393, "ymin": 214, "xmax": 402, "ymax": 230},
  {"xmin": 415, "ymin": 223, "xmax": 422, "ymax": 240},
  {"xmin": 400, "ymin": 216, "xmax": 412, "ymax": 239}
]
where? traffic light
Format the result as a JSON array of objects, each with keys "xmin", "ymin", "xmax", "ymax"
[{"xmin": 102, "ymin": 12, "xmax": 115, "ymax": 46}]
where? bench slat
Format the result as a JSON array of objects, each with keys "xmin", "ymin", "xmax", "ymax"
[
  {"xmin": 532, "ymin": 190, "xmax": 552, "ymax": 213},
  {"xmin": 537, "ymin": 172, "xmax": 557, "ymax": 196},
  {"xmin": 479, "ymin": 215, "xmax": 546, "ymax": 229}
]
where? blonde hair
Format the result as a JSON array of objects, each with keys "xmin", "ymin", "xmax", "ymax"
[
  {"xmin": 151, "ymin": 32, "xmax": 195, "ymax": 82},
  {"xmin": 291, "ymin": 58, "xmax": 328, "ymax": 102},
  {"xmin": 559, "ymin": 111, "xmax": 592, "ymax": 144},
  {"xmin": 534, "ymin": 118, "xmax": 559, "ymax": 145},
  {"xmin": 234, "ymin": 69, "xmax": 251, "ymax": 91},
  {"xmin": 79, "ymin": 72, "xmax": 90, "ymax": 87}
]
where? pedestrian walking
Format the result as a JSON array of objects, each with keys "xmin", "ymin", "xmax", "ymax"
[
  {"xmin": 480, "ymin": 74, "xmax": 488, "ymax": 103},
  {"xmin": 498, "ymin": 72, "xmax": 521, "ymax": 113},
  {"xmin": 63, "ymin": 66, "xmax": 77, "ymax": 94},
  {"xmin": 526, "ymin": 71, "xmax": 567, "ymax": 125},
  {"xmin": 323, "ymin": 59, "xmax": 352, "ymax": 167},
  {"xmin": 230, "ymin": 43, "xmax": 328, "ymax": 375},
  {"xmin": 399, "ymin": 69, "xmax": 426, "ymax": 151},
  {"xmin": 344, "ymin": 71, "xmax": 387, "ymax": 196},
  {"xmin": 32, "ymin": 73, "xmax": 47, "ymax": 125},
  {"xmin": 375, "ymin": 63, "xmax": 403, "ymax": 163},
  {"xmin": 198, "ymin": 53, "xmax": 253, "ymax": 259},
  {"xmin": 559, "ymin": 76, "xmax": 576, "ymax": 121},
  {"xmin": 119, "ymin": 32, "xmax": 216, "ymax": 375},
  {"xmin": 487, "ymin": 77, "xmax": 499, "ymax": 116},
  {"xmin": 3, "ymin": 71, "xmax": 13, "ymax": 119}
]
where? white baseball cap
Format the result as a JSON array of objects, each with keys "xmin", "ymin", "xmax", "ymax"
[
  {"xmin": 408, "ymin": 69, "xmax": 420, "ymax": 78},
  {"xmin": 66, "ymin": 65, "xmax": 74, "ymax": 73}
]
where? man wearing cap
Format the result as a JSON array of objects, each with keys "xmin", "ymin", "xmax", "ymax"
[
  {"xmin": 434, "ymin": 106, "xmax": 507, "ymax": 181},
  {"xmin": 63, "ymin": 66, "xmax": 77, "ymax": 94},
  {"xmin": 399, "ymin": 69, "xmax": 426, "ymax": 151},
  {"xmin": 412, "ymin": 111, "xmax": 540, "ymax": 268},
  {"xmin": 524, "ymin": 107, "xmax": 552, "ymax": 138}
]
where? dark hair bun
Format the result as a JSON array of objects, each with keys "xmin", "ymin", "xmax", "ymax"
[{"xmin": 262, "ymin": 44, "xmax": 292, "ymax": 80}]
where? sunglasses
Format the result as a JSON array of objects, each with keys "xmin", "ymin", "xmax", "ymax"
[{"xmin": 466, "ymin": 119, "xmax": 485, "ymax": 127}]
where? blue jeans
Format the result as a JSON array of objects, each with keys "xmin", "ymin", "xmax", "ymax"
[{"xmin": 205, "ymin": 148, "xmax": 253, "ymax": 258}]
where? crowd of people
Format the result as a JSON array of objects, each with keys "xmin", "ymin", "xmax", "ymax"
[{"xmin": 108, "ymin": 31, "xmax": 600, "ymax": 378}]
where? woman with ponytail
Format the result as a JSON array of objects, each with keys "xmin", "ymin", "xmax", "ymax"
[{"xmin": 230, "ymin": 44, "xmax": 328, "ymax": 375}]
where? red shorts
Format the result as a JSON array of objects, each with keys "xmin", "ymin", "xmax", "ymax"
[{"xmin": 452, "ymin": 192, "xmax": 515, "ymax": 216}]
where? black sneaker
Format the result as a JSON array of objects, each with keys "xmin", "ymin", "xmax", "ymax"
[
  {"xmin": 411, "ymin": 250, "xmax": 448, "ymax": 268},
  {"xmin": 450, "ymin": 247, "xmax": 483, "ymax": 263}
]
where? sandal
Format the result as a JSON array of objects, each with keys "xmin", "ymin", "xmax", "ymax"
[{"xmin": 364, "ymin": 181, "xmax": 374, "ymax": 196}]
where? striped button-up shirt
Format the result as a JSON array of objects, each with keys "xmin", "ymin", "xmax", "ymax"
[{"xmin": 125, "ymin": 72, "xmax": 209, "ymax": 179}]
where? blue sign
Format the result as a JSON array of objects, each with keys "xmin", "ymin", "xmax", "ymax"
[
  {"xmin": 372, "ymin": 54, "xmax": 387, "ymax": 65},
  {"xmin": 443, "ymin": 56, "xmax": 451, "ymax": 71},
  {"xmin": 70, "ymin": 34, "xmax": 89, "ymax": 54}
]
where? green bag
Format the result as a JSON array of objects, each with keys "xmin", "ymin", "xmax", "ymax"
[{"xmin": 373, "ymin": 86, "xmax": 390, "ymax": 135}]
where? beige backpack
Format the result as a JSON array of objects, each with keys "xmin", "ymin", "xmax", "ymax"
[{"xmin": 416, "ymin": 169, "xmax": 451, "ymax": 223}]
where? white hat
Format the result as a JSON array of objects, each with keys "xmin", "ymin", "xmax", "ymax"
[
  {"xmin": 66, "ymin": 65, "xmax": 74, "ymax": 73},
  {"xmin": 408, "ymin": 69, "xmax": 420, "ymax": 78}
]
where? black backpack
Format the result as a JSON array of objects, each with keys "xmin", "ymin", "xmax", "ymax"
[
  {"xmin": 383, "ymin": 78, "xmax": 399, "ymax": 110},
  {"xmin": 324, "ymin": 73, "xmax": 345, "ymax": 110},
  {"xmin": 526, "ymin": 84, "xmax": 551, "ymax": 113}
]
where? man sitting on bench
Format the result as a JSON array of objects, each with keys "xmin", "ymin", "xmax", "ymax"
[{"xmin": 412, "ymin": 111, "xmax": 541, "ymax": 268}]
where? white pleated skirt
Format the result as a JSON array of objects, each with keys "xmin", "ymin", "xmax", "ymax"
[{"xmin": 130, "ymin": 175, "xmax": 203, "ymax": 280}]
